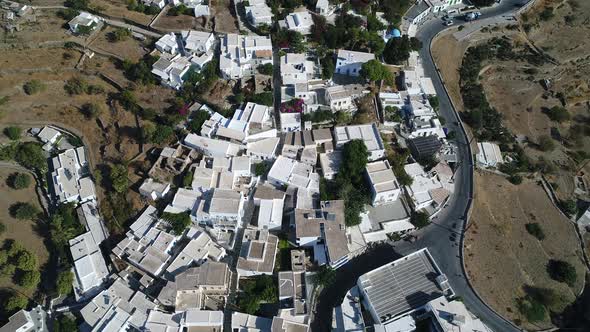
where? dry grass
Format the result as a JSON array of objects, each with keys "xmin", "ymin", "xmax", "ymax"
[
  {"xmin": 211, "ymin": 0, "xmax": 239, "ymax": 33},
  {"xmin": 0, "ymin": 8, "xmax": 71, "ymax": 46},
  {"xmin": 0, "ymin": 168, "xmax": 48, "ymax": 298},
  {"xmin": 91, "ymin": 0, "xmax": 155, "ymax": 26},
  {"xmin": 465, "ymin": 172, "xmax": 586, "ymax": 329},
  {"xmin": 89, "ymin": 26, "xmax": 153, "ymax": 62},
  {"xmin": 152, "ymin": 7, "xmax": 208, "ymax": 31}
]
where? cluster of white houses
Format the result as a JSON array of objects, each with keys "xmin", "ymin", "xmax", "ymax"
[{"xmin": 0, "ymin": 2, "xmax": 505, "ymax": 331}]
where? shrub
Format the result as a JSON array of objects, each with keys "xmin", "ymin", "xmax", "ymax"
[
  {"xmin": 64, "ymin": 77, "xmax": 88, "ymax": 95},
  {"xmin": 4, "ymin": 126, "xmax": 21, "ymax": 140},
  {"xmin": 547, "ymin": 259, "xmax": 577, "ymax": 286},
  {"xmin": 108, "ymin": 27, "xmax": 132, "ymax": 42},
  {"xmin": 9, "ymin": 173, "xmax": 31, "ymax": 189},
  {"xmin": 53, "ymin": 315, "xmax": 78, "ymax": 332},
  {"xmin": 23, "ymin": 80, "xmax": 45, "ymax": 95},
  {"xmin": 525, "ymin": 223, "xmax": 545, "ymax": 240},
  {"xmin": 559, "ymin": 199, "xmax": 577, "ymax": 217},
  {"xmin": 250, "ymin": 92, "xmax": 273, "ymax": 106},
  {"xmin": 0, "ymin": 222, "xmax": 5, "ymax": 235},
  {"xmin": 161, "ymin": 212, "xmax": 191, "ymax": 235},
  {"xmin": 10, "ymin": 202, "xmax": 40, "ymax": 220},
  {"xmin": 539, "ymin": 7, "xmax": 554, "ymax": 21},
  {"xmin": 517, "ymin": 297, "xmax": 546, "ymax": 322},
  {"xmin": 543, "ymin": 106, "xmax": 570, "ymax": 123},
  {"xmin": 109, "ymin": 164, "xmax": 129, "ymax": 193},
  {"xmin": 257, "ymin": 63, "xmax": 273, "ymax": 75},
  {"xmin": 537, "ymin": 135, "xmax": 555, "ymax": 151},
  {"xmin": 523, "ymin": 285, "xmax": 560, "ymax": 308},
  {"xmin": 508, "ymin": 174, "xmax": 522, "ymax": 185},
  {"xmin": 81, "ymin": 103, "xmax": 103, "ymax": 119}
]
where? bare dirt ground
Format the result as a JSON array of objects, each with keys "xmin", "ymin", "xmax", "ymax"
[
  {"xmin": 91, "ymin": 0, "xmax": 155, "ymax": 26},
  {"xmin": 432, "ymin": 1, "xmax": 590, "ymax": 329},
  {"xmin": 211, "ymin": 0, "xmax": 239, "ymax": 33},
  {"xmin": 152, "ymin": 8, "xmax": 209, "ymax": 31},
  {"xmin": 432, "ymin": 0, "xmax": 590, "ymax": 201},
  {"xmin": 465, "ymin": 172, "xmax": 586, "ymax": 330},
  {"xmin": 0, "ymin": 9, "xmax": 71, "ymax": 46},
  {"xmin": 89, "ymin": 26, "xmax": 152, "ymax": 61},
  {"xmin": 0, "ymin": 168, "xmax": 49, "ymax": 298}
]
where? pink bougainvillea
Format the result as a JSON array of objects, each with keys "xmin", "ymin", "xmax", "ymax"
[{"xmin": 280, "ymin": 98, "xmax": 304, "ymax": 113}]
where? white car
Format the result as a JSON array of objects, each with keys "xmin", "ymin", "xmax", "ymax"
[{"xmin": 444, "ymin": 20, "xmax": 454, "ymax": 26}]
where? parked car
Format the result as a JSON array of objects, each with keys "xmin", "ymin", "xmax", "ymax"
[{"xmin": 444, "ymin": 20, "xmax": 454, "ymax": 26}]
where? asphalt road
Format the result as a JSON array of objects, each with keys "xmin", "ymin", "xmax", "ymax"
[{"xmin": 311, "ymin": 1, "xmax": 533, "ymax": 331}]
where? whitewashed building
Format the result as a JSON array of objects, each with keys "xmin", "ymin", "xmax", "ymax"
[
  {"xmin": 50, "ymin": 147, "xmax": 96, "ymax": 204},
  {"xmin": 335, "ymin": 49, "xmax": 375, "ymax": 77},
  {"xmin": 334, "ymin": 124, "xmax": 385, "ymax": 161},
  {"xmin": 366, "ymin": 160, "xmax": 401, "ymax": 206},
  {"xmin": 219, "ymin": 33, "xmax": 273, "ymax": 79}
]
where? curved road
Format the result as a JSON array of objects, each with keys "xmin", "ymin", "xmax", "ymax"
[{"xmin": 311, "ymin": 1, "xmax": 532, "ymax": 331}]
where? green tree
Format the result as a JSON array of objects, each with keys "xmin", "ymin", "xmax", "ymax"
[
  {"xmin": 257, "ymin": 63, "xmax": 273, "ymax": 75},
  {"xmin": 109, "ymin": 164, "xmax": 129, "ymax": 193},
  {"xmin": 182, "ymin": 170, "xmax": 193, "ymax": 188},
  {"xmin": 53, "ymin": 315, "xmax": 78, "ymax": 332},
  {"xmin": 410, "ymin": 211, "xmax": 430, "ymax": 228},
  {"xmin": 366, "ymin": 13, "xmax": 385, "ymax": 32},
  {"xmin": 11, "ymin": 202, "xmax": 40, "ymax": 220},
  {"xmin": 17, "ymin": 270, "xmax": 41, "ymax": 289},
  {"xmin": 547, "ymin": 259, "xmax": 577, "ymax": 286},
  {"xmin": 65, "ymin": 0, "xmax": 89, "ymax": 10},
  {"xmin": 161, "ymin": 212, "xmax": 192, "ymax": 235},
  {"xmin": 3, "ymin": 293, "xmax": 28, "ymax": 313},
  {"xmin": 16, "ymin": 250, "xmax": 37, "ymax": 271},
  {"xmin": 6, "ymin": 240, "xmax": 24, "ymax": 257},
  {"xmin": 360, "ymin": 60, "xmax": 393, "ymax": 84},
  {"xmin": 0, "ymin": 250, "xmax": 8, "ymax": 265},
  {"xmin": 340, "ymin": 140, "xmax": 369, "ymax": 185},
  {"xmin": 149, "ymin": 125, "xmax": 174, "ymax": 145},
  {"xmin": 56, "ymin": 270, "xmax": 74, "ymax": 295},
  {"xmin": 254, "ymin": 162, "xmax": 271, "ymax": 177},
  {"xmin": 525, "ymin": 223, "xmax": 545, "ymax": 240},
  {"xmin": 188, "ymin": 110, "xmax": 211, "ymax": 134},
  {"xmin": 383, "ymin": 35, "xmax": 419, "ymax": 65},
  {"xmin": 15, "ymin": 142, "xmax": 46, "ymax": 170},
  {"xmin": 10, "ymin": 173, "xmax": 31, "ymax": 189},
  {"xmin": 4, "ymin": 126, "xmax": 22, "ymax": 140},
  {"xmin": 1, "ymin": 263, "xmax": 16, "ymax": 276},
  {"xmin": 76, "ymin": 24, "xmax": 95, "ymax": 35},
  {"xmin": 23, "ymin": 80, "xmax": 45, "ymax": 95},
  {"xmin": 313, "ymin": 265, "xmax": 336, "ymax": 286}
]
